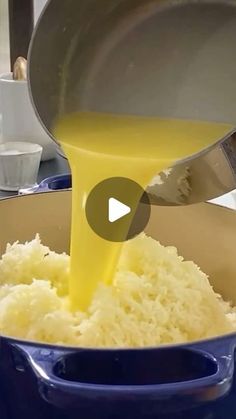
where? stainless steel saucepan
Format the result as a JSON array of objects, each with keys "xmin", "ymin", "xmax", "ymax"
[{"xmin": 28, "ymin": 0, "xmax": 236, "ymax": 205}]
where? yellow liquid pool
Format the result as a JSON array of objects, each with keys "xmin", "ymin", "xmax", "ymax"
[{"xmin": 54, "ymin": 112, "xmax": 233, "ymax": 311}]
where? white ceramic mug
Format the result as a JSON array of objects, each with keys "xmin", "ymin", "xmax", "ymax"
[{"xmin": 0, "ymin": 72, "xmax": 56, "ymax": 161}]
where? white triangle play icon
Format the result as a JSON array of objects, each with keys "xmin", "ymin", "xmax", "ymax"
[{"xmin": 108, "ymin": 197, "xmax": 131, "ymax": 223}]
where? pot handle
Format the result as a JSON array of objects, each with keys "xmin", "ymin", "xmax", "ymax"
[{"xmin": 13, "ymin": 337, "xmax": 236, "ymax": 411}]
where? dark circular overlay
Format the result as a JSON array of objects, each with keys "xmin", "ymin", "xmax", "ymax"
[{"xmin": 85, "ymin": 177, "xmax": 151, "ymax": 242}]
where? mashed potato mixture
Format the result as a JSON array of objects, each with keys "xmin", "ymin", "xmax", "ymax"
[{"xmin": 0, "ymin": 233, "xmax": 235, "ymax": 347}]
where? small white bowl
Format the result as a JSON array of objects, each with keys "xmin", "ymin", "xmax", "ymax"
[
  {"xmin": 0, "ymin": 73, "xmax": 56, "ymax": 161},
  {"xmin": 0, "ymin": 142, "xmax": 42, "ymax": 191}
]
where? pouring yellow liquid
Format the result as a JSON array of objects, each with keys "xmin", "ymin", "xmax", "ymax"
[{"xmin": 54, "ymin": 112, "xmax": 233, "ymax": 311}]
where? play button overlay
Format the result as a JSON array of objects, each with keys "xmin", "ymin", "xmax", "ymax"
[
  {"xmin": 85, "ymin": 177, "xmax": 151, "ymax": 242},
  {"xmin": 108, "ymin": 198, "xmax": 131, "ymax": 223}
]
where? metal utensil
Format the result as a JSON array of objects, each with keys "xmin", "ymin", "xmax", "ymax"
[{"xmin": 28, "ymin": 0, "xmax": 236, "ymax": 205}]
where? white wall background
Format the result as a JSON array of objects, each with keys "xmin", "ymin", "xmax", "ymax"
[
  {"xmin": 0, "ymin": 0, "xmax": 10, "ymax": 74},
  {"xmin": 34, "ymin": 0, "xmax": 47, "ymax": 24},
  {"xmin": 0, "ymin": 0, "xmax": 47, "ymax": 75}
]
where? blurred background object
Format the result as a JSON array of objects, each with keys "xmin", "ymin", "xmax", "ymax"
[
  {"xmin": 8, "ymin": 0, "xmax": 33, "ymax": 70},
  {"xmin": 0, "ymin": 0, "xmax": 56, "ymax": 160},
  {"xmin": 0, "ymin": 0, "xmax": 10, "ymax": 74},
  {"xmin": 0, "ymin": 0, "xmax": 48, "ymax": 75}
]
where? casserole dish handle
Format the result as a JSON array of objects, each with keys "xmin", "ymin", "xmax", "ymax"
[{"xmin": 12, "ymin": 336, "xmax": 236, "ymax": 412}]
